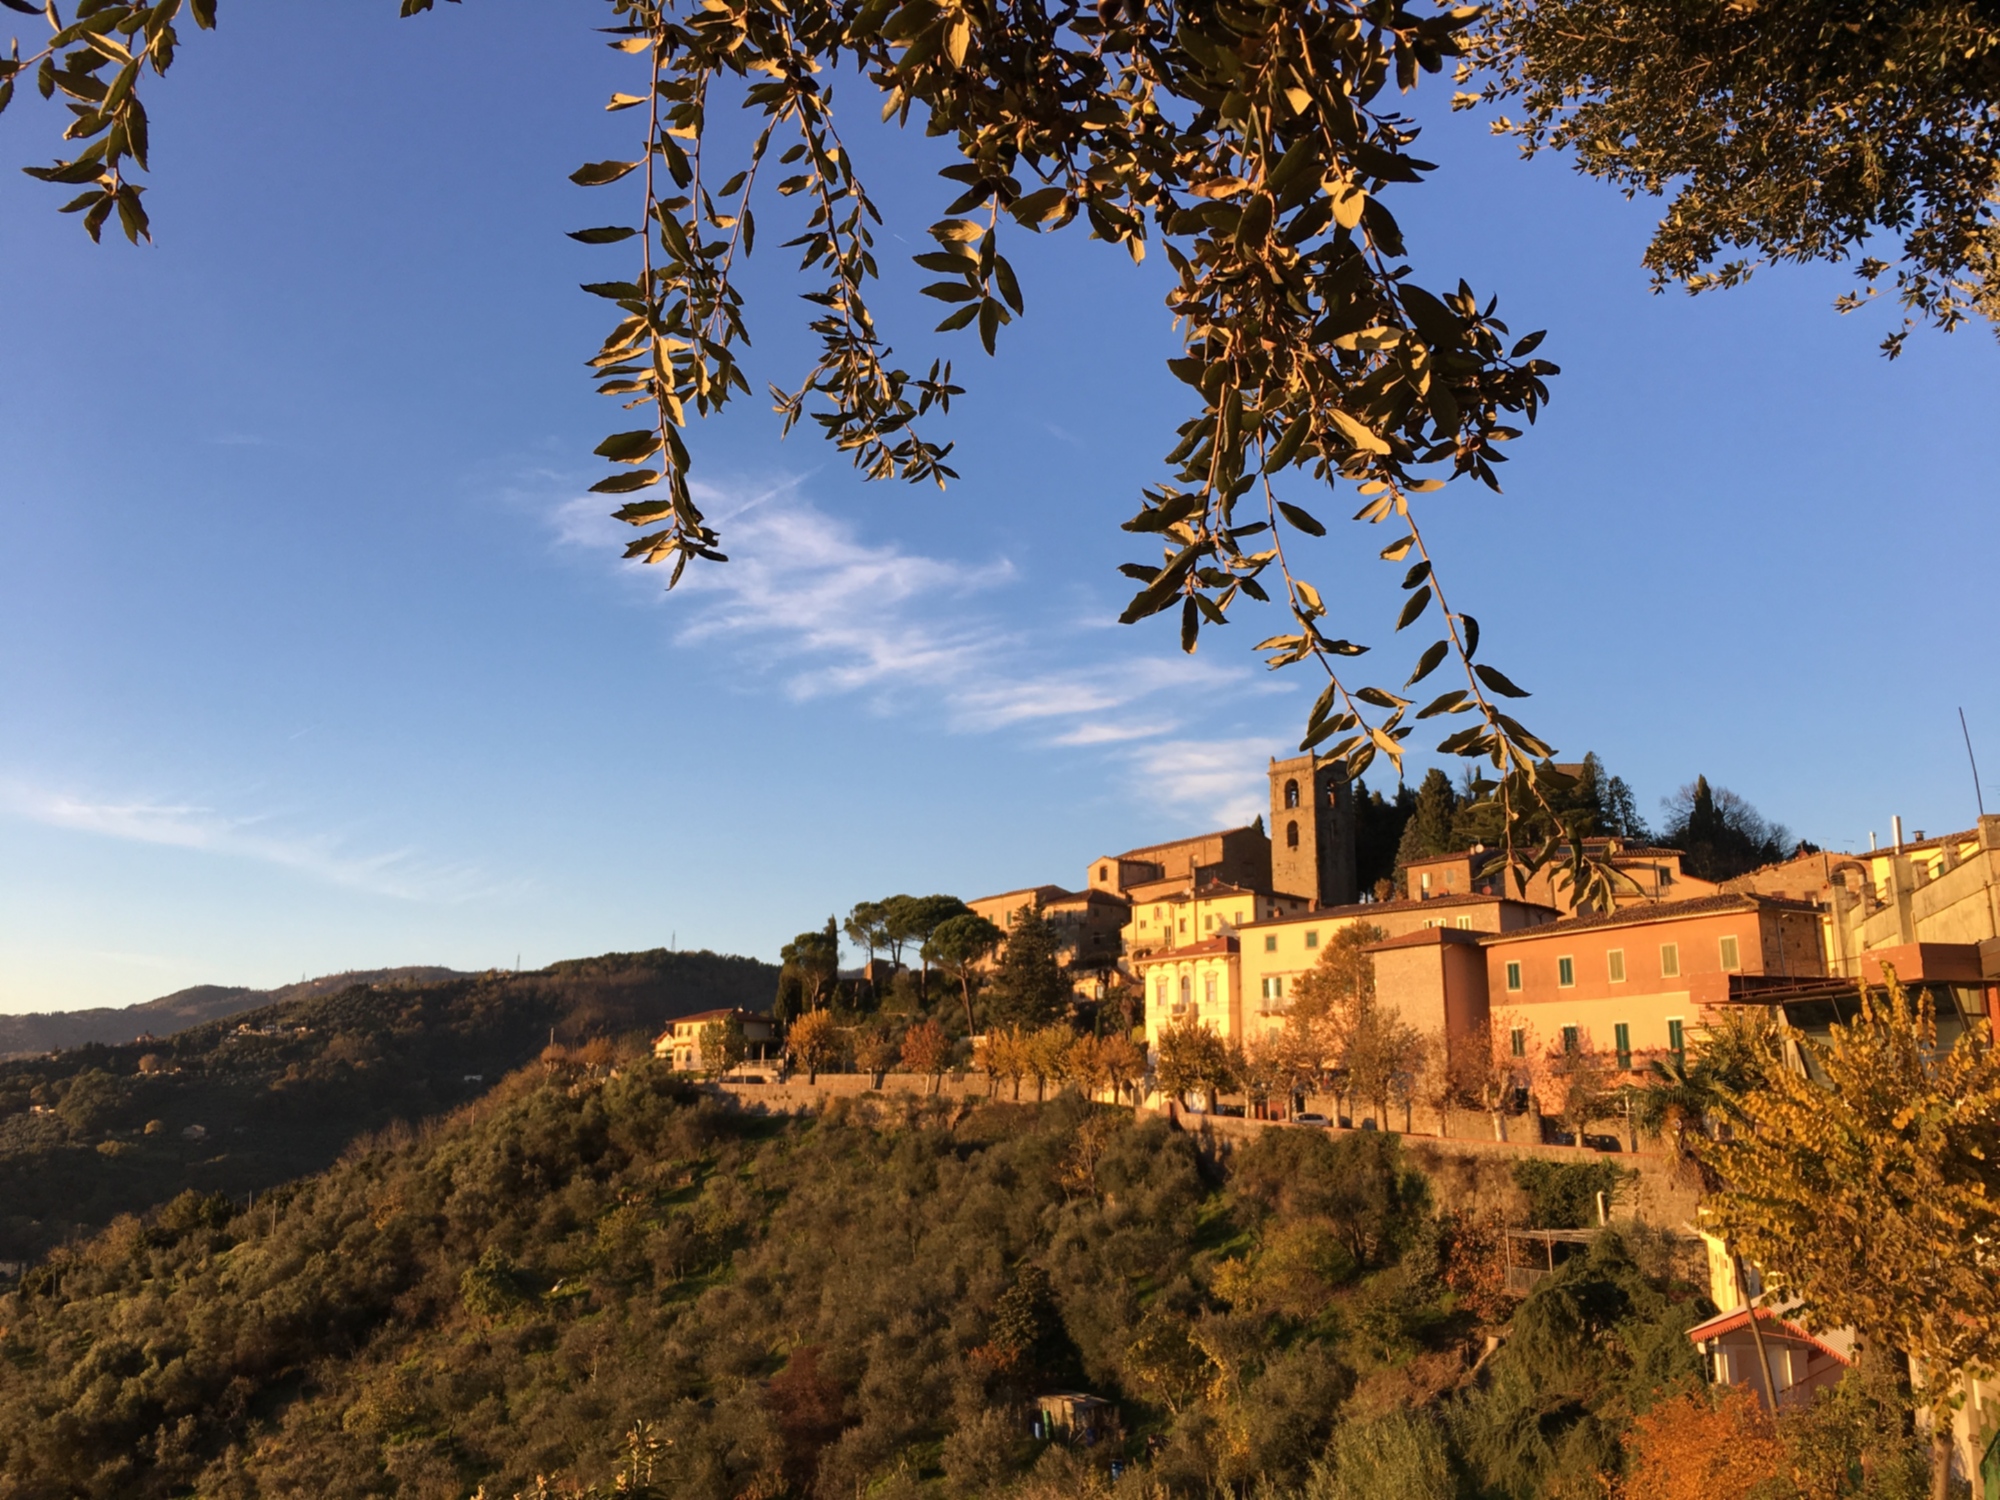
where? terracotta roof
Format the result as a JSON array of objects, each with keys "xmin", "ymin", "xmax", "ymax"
[
  {"xmin": 970, "ymin": 884, "xmax": 1078, "ymax": 906},
  {"xmin": 1480, "ymin": 893, "xmax": 1821, "ymax": 945},
  {"xmin": 1132, "ymin": 935, "xmax": 1238, "ymax": 965},
  {"xmin": 1133, "ymin": 880, "xmax": 1297, "ymax": 905},
  {"xmin": 1684, "ymin": 1306, "xmax": 1851, "ymax": 1365},
  {"xmin": 1102, "ymin": 824, "xmax": 1264, "ymax": 862},
  {"xmin": 1238, "ymin": 891, "xmax": 1556, "ymax": 929},
  {"xmin": 660, "ymin": 1007, "xmax": 768, "ymax": 1030},
  {"xmin": 1364, "ymin": 926, "xmax": 1488, "ymax": 951},
  {"xmin": 1403, "ymin": 840, "xmax": 1692, "ymax": 865}
]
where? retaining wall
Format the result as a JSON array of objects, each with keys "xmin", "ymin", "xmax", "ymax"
[{"xmin": 700, "ymin": 1075, "xmax": 1704, "ymax": 1227}]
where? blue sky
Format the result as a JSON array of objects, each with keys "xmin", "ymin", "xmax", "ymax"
[{"xmin": 2, "ymin": 2, "xmax": 1994, "ymax": 1011}]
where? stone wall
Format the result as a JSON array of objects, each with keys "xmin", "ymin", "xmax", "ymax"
[{"xmin": 701, "ymin": 1075, "xmax": 1704, "ymax": 1226}]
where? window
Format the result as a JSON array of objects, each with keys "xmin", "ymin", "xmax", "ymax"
[
  {"xmin": 1456, "ymin": 916, "xmax": 1473, "ymax": 929},
  {"xmin": 1505, "ymin": 961, "xmax": 1522, "ymax": 992},
  {"xmin": 1284, "ymin": 778, "xmax": 1299, "ymax": 809},
  {"xmin": 1420, "ymin": 871, "xmax": 1432, "ymax": 893},
  {"xmin": 1204, "ymin": 975, "xmax": 1217, "ymax": 1005},
  {"xmin": 1261, "ymin": 976, "xmax": 1285, "ymax": 1000},
  {"xmin": 1561, "ymin": 1025, "xmax": 1579, "ymax": 1053},
  {"xmin": 1179, "ymin": 976, "xmax": 1192, "ymax": 1006},
  {"xmin": 1607, "ymin": 949, "xmax": 1626, "ymax": 983},
  {"xmin": 1659, "ymin": 942, "xmax": 1680, "ymax": 978},
  {"xmin": 1098, "ymin": 864, "xmax": 1109, "ymax": 882},
  {"xmin": 1509, "ymin": 1026, "xmax": 1526, "ymax": 1058},
  {"xmin": 1668, "ymin": 1018, "xmax": 1685, "ymax": 1057},
  {"xmin": 1557, "ymin": 956, "xmax": 1575, "ymax": 988},
  {"xmin": 1204, "ymin": 914, "xmax": 1215, "ymax": 931},
  {"xmin": 1286, "ymin": 819, "xmax": 1300, "ymax": 849},
  {"xmin": 1263, "ymin": 934, "xmax": 1277, "ymax": 952},
  {"xmin": 1153, "ymin": 976, "xmax": 1165, "ymax": 1006},
  {"xmin": 1614, "ymin": 1022, "xmax": 1631, "ymax": 1070},
  {"xmin": 1178, "ymin": 919, "xmax": 1187, "ymax": 935},
  {"xmin": 1305, "ymin": 930, "xmax": 1320, "ymax": 949},
  {"xmin": 1424, "ymin": 918, "xmax": 1441, "ymax": 930},
  {"xmin": 1660, "ymin": 866, "xmax": 1673, "ymax": 886},
  {"xmin": 1719, "ymin": 934, "xmax": 1741, "ymax": 972}
]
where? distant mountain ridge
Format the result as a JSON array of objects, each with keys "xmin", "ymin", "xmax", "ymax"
[
  {"xmin": 0, "ymin": 946, "xmax": 780, "ymax": 1261},
  {"xmin": 0, "ymin": 967, "xmax": 466, "ymax": 1059}
]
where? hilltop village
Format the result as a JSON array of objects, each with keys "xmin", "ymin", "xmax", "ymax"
[{"xmin": 701, "ymin": 749, "xmax": 1998, "ymax": 1101}]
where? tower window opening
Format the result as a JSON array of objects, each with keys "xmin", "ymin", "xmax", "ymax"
[
  {"xmin": 1286, "ymin": 820, "xmax": 1300, "ymax": 850},
  {"xmin": 1284, "ymin": 778, "xmax": 1300, "ymax": 809}
]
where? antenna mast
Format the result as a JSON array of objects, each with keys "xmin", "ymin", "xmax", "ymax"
[{"xmin": 1962, "ymin": 707, "xmax": 1987, "ymax": 819}]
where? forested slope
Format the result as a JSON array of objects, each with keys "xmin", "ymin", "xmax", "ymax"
[
  {"xmin": 0, "ymin": 1058, "xmax": 1809, "ymax": 1500},
  {"xmin": 0, "ymin": 968, "xmax": 466, "ymax": 1060},
  {"xmin": 0, "ymin": 949, "xmax": 775, "ymax": 1262}
]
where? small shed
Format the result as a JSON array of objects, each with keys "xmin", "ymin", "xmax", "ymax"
[
  {"xmin": 1035, "ymin": 1391, "xmax": 1117, "ymax": 1445},
  {"xmin": 1685, "ymin": 1305, "xmax": 1851, "ymax": 1411}
]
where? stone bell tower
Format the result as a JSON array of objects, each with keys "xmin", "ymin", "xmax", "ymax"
[{"xmin": 1269, "ymin": 753, "xmax": 1357, "ymax": 908}]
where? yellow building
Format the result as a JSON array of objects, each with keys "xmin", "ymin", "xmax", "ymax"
[
  {"xmin": 652, "ymin": 1008, "xmax": 775, "ymax": 1071},
  {"xmin": 1122, "ymin": 881, "xmax": 1310, "ymax": 960},
  {"xmin": 1235, "ymin": 893, "xmax": 1558, "ymax": 1043},
  {"xmin": 1136, "ymin": 893, "xmax": 1557, "ymax": 1055},
  {"xmin": 1137, "ymin": 936, "xmax": 1243, "ymax": 1051}
]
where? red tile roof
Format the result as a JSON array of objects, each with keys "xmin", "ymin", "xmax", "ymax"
[
  {"xmin": 1238, "ymin": 891, "xmax": 1556, "ymax": 928},
  {"xmin": 1103, "ymin": 824, "xmax": 1264, "ymax": 861},
  {"xmin": 1684, "ymin": 1306, "xmax": 1851, "ymax": 1364},
  {"xmin": 1132, "ymin": 936, "xmax": 1238, "ymax": 965},
  {"xmin": 660, "ymin": 1007, "xmax": 769, "ymax": 1031},
  {"xmin": 1480, "ymin": 893, "xmax": 1820, "ymax": 945},
  {"xmin": 1364, "ymin": 926, "xmax": 1488, "ymax": 951}
]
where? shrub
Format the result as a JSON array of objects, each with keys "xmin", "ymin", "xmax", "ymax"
[
  {"xmin": 1310, "ymin": 1409, "xmax": 1455, "ymax": 1500},
  {"xmin": 1512, "ymin": 1157, "xmax": 1629, "ymax": 1229}
]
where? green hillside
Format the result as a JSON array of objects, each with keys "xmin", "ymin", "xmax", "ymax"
[
  {"xmin": 0, "ymin": 949, "xmax": 775, "ymax": 1263},
  {"xmin": 0, "ymin": 1056, "xmax": 1758, "ymax": 1500},
  {"xmin": 0, "ymin": 968, "xmax": 468, "ymax": 1060}
]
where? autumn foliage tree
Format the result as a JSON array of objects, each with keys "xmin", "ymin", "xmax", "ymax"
[
  {"xmin": 1097, "ymin": 1030, "xmax": 1145, "ymax": 1105},
  {"xmin": 1618, "ymin": 1385, "xmax": 1783, "ymax": 1500},
  {"xmin": 1701, "ymin": 976, "xmax": 2000, "ymax": 1497},
  {"xmin": 898, "ymin": 1018, "xmax": 950, "ymax": 1092},
  {"xmin": 1155, "ymin": 1016, "xmax": 1232, "ymax": 1113},
  {"xmin": 784, "ymin": 1008, "xmax": 841, "ymax": 1084}
]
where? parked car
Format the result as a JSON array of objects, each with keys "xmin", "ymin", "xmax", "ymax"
[{"xmin": 1291, "ymin": 1112, "xmax": 1330, "ymax": 1126}]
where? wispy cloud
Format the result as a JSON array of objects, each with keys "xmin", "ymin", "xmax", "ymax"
[
  {"xmin": 1129, "ymin": 735, "xmax": 1292, "ymax": 826},
  {"xmin": 1047, "ymin": 720, "xmax": 1175, "ymax": 748},
  {"xmin": 0, "ymin": 779, "xmax": 501, "ymax": 903},
  {"xmin": 546, "ymin": 477, "xmax": 1273, "ymax": 783},
  {"xmin": 672, "ymin": 483, "xmax": 1016, "ymax": 704}
]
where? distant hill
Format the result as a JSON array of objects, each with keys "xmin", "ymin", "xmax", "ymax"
[
  {"xmin": 0, "ymin": 966, "xmax": 466, "ymax": 1058},
  {"xmin": 0, "ymin": 947, "xmax": 777, "ymax": 1261}
]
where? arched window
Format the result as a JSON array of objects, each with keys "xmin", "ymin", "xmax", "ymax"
[
  {"xmin": 1179, "ymin": 975, "xmax": 1192, "ymax": 1006},
  {"xmin": 1286, "ymin": 819, "xmax": 1300, "ymax": 849},
  {"xmin": 1283, "ymin": 778, "xmax": 1299, "ymax": 808},
  {"xmin": 1098, "ymin": 864, "xmax": 1109, "ymax": 882}
]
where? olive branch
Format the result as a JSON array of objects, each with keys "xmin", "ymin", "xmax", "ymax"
[{"xmin": 8, "ymin": 0, "xmax": 1629, "ymax": 903}]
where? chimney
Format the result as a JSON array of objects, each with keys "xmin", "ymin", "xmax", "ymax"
[{"xmin": 1892, "ymin": 815, "xmax": 1904, "ymax": 851}]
